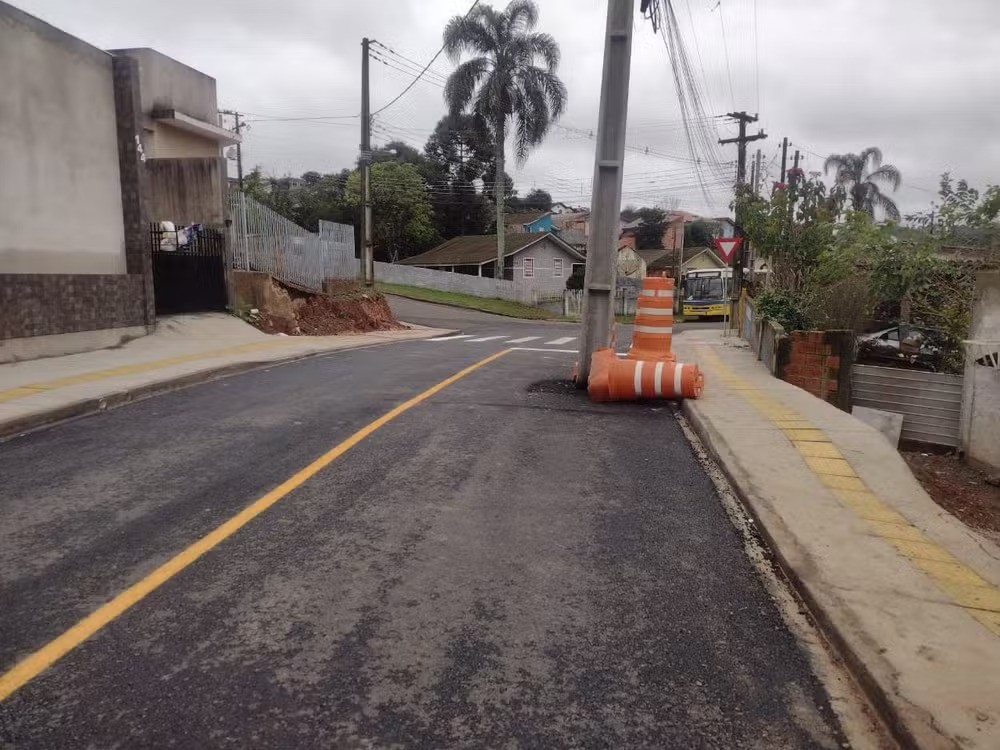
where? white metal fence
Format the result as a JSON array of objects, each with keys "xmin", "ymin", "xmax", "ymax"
[
  {"xmin": 230, "ymin": 193, "xmax": 355, "ymax": 292},
  {"xmin": 563, "ymin": 288, "xmax": 638, "ymax": 318}
]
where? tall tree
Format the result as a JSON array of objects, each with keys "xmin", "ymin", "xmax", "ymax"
[
  {"xmin": 823, "ymin": 147, "xmax": 902, "ymax": 221},
  {"xmin": 424, "ymin": 114, "xmax": 495, "ymax": 238},
  {"xmin": 443, "ymin": 0, "xmax": 567, "ymax": 280},
  {"xmin": 346, "ymin": 162, "xmax": 439, "ymax": 262}
]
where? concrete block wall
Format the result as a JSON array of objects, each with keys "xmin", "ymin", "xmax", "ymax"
[
  {"xmin": 1, "ymin": 4, "xmax": 155, "ymax": 357},
  {"xmin": 778, "ymin": 330, "xmax": 853, "ymax": 411}
]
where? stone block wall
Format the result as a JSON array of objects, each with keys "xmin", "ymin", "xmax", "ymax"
[{"xmin": 0, "ymin": 274, "xmax": 148, "ymax": 339}]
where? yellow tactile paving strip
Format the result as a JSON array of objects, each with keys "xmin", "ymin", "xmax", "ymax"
[
  {"xmin": 696, "ymin": 345, "xmax": 1000, "ymax": 637},
  {"xmin": 0, "ymin": 339, "xmax": 300, "ymax": 405}
]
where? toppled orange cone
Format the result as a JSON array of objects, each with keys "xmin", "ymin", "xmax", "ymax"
[{"xmin": 588, "ymin": 348, "xmax": 704, "ymax": 403}]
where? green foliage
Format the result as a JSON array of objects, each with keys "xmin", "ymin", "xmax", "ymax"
[
  {"xmin": 443, "ymin": 0, "xmax": 566, "ymax": 267},
  {"xmin": 737, "ymin": 177, "xmax": 836, "ymax": 291},
  {"xmin": 510, "ymin": 188, "xmax": 553, "ymax": 212},
  {"xmin": 346, "ymin": 162, "xmax": 439, "ymax": 262},
  {"xmin": 684, "ymin": 220, "xmax": 716, "ymax": 248},
  {"xmin": 755, "ymin": 288, "xmax": 812, "ymax": 332},
  {"xmin": 906, "ymin": 173, "xmax": 1000, "ymax": 247},
  {"xmin": 634, "ymin": 207, "xmax": 667, "ymax": 249},
  {"xmin": 565, "ymin": 263, "xmax": 585, "ymax": 290},
  {"xmin": 823, "ymin": 147, "xmax": 901, "ymax": 221}
]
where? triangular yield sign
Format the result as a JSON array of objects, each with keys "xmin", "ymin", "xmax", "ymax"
[{"xmin": 713, "ymin": 237, "xmax": 743, "ymax": 262}]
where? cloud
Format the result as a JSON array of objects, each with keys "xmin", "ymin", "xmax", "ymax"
[{"xmin": 13, "ymin": 0, "xmax": 999, "ymax": 216}]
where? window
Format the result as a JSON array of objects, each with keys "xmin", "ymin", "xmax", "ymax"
[
  {"xmin": 553, "ymin": 258, "xmax": 563, "ymax": 277},
  {"xmin": 523, "ymin": 258, "xmax": 534, "ymax": 278}
]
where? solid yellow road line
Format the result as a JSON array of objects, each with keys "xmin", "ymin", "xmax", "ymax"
[
  {"xmin": 0, "ymin": 349, "xmax": 510, "ymax": 702},
  {"xmin": 0, "ymin": 340, "xmax": 300, "ymax": 404}
]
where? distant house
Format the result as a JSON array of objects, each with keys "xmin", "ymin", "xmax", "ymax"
[
  {"xmin": 504, "ymin": 210, "xmax": 553, "ymax": 233},
  {"xmin": 399, "ymin": 232, "xmax": 584, "ymax": 296},
  {"xmin": 551, "ymin": 201, "xmax": 584, "ymax": 214},
  {"xmin": 637, "ymin": 245, "xmax": 726, "ymax": 276},
  {"xmin": 617, "ymin": 244, "xmax": 646, "ymax": 280}
]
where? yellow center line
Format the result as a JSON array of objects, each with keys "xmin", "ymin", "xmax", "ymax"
[
  {"xmin": 696, "ymin": 345, "xmax": 1000, "ymax": 637},
  {"xmin": 0, "ymin": 348, "xmax": 511, "ymax": 702},
  {"xmin": 0, "ymin": 339, "xmax": 302, "ymax": 404}
]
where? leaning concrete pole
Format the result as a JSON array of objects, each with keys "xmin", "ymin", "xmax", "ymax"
[{"xmin": 575, "ymin": 0, "xmax": 634, "ymax": 387}]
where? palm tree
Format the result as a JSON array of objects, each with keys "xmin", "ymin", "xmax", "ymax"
[
  {"xmin": 823, "ymin": 147, "xmax": 902, "ymax": 221},
  {"xmin": 443, "ymin": 0, "xmax": 567, "ymax": 281}
]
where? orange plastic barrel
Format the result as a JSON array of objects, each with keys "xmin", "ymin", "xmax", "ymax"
[
  {"xmin": 627, "ymin": 276, "xmax": 675, "ymax": 362},
  {"xmin": 604, "ymin": 358, "xmax": 704, "ymax": 401}
]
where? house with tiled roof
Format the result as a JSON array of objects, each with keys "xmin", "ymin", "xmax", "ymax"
[
  {"xmin": 399, "ymin": 232, "xmax": 585, "ymax": 296},
  {"xmin": 503, "ymin": 210, "xmax": 554, "ymax": 233}
]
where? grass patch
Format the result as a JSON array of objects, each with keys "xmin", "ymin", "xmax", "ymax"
[{"xmin": 377, "ymin": 282, "xmax": 564, "ymax": 320}]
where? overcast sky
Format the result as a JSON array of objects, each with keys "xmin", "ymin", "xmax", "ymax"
[{"xmin": 18, "ymin": 0, "xmax": 999, "ymax": 217}]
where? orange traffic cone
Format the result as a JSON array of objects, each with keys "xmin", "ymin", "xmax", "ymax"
[{"xmin": 627, "ymin": 276, "xmax": 675, "ymax": 362}]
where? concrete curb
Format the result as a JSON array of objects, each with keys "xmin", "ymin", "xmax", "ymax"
[
  {"xmin": 681, "ymin": 398, "xmax": 931, "ymax": 750},
  {"xmin": 0, "ymin": 331, "xmax": 453, "ymax": 442}
]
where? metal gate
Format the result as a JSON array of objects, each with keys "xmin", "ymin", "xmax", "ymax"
[
  {"xmin": 851, "ymin": 364, "xmax": 964, "ymax": 446},
  {"xmin": 151, "ymin": 225, "xmax": 227, "ymax": 314}
]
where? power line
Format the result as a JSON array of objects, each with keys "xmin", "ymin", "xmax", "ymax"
[
  {"xmin": 716, "ymin": 0, "xmax": 736, "ymax": 109},
  {"xmin": 371, "ymin": 0, "xmax": 481, "ymax": 116},
  {"xmin": 753, "ymin": 0, "xmax": 760, "ymax": 114}
]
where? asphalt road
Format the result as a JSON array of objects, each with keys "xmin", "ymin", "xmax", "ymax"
[{"xmin": 1, "ymin": 302, "xmax": 853, "ymax": 748}]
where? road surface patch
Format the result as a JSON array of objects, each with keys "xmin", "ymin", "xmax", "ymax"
[
  {"xmin": 696, "ymin": 344, "xmax": 1000, "ymax": 638},
  {"xmin": 0, "ymin": 349, "xmax": 511, "ymax": 702}
]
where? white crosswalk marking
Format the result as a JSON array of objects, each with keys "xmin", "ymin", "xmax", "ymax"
[
  {"xmin": 545, "ymin": 336, "xmax": 576, "ymax": 345},
  {"xmin": 467, "ymin": 335, "xmax": 508, "ymax": 342},
  {"xmin": 427, "ymin": 334, "xmax": 474, "ymax": 341},
  {"xmin": 505, "ymin": 336, "xmax": 541, "ymax": 344}
]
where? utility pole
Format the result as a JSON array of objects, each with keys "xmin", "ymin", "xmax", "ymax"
[
  {"xmin": 718, "ymin": 111, "xmax": 766, "ymax": 296},
  {"xmin": 791, "ymin": 149, "xmax": 801, "ymax": 184},
  {"xmin": 779, "ymin": 136, "xmax": 788, "ymax": 184},
  {"xmin": 360, "ymin": 37, "xmax": 374, "ymax": 286},
  {"xmin": 220, "ymin": 109, "xmax": 245, "ymax": 190},
  {"xmin": 753, "ymin": 148, "xmax": 762, "ymax": 194},
  {"xmin": 234, "ymin": 112, "xmax": 244, "ymax": 190},
  {"xmin": 575, "ymin": 0, "xmax": 634, "ymax": 388}
]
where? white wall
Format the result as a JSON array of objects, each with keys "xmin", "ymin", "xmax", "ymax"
[
  {"xmin": 961, "ymin": 272, "xmax": 1000, "ymax": 471},
  {"xmin": 0, "ymin": 5, "xmax": 126, "ymax": 274}
]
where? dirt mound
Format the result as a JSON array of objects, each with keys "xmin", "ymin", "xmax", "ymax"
[{"xmin": 250, "ymin": 279, "xmax": 402, "ymax": 336}]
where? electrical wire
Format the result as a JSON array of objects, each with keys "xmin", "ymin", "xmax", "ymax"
[{"xmin": 371, "ymin": 0, "xmax": 480, "ymax": 116}]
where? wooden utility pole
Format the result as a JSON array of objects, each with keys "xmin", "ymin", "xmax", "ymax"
[
  {"xmin": 575, "ymin": 0, "xmax": 635, "ymax": 387},
  {"xmin": 779, "ymin": 136, "xmax": 788, "ymax": 184},
  {"xmin": 718, "ymin": 112, "xmax": 766, "ymax": 295},
  {"xmin": 791, "ymin": 149, "xmax": 801, "ymax": 184},
  {"xmin": 753, "ymin": 148, "xmax": 762, "ymax": 194},
  {"xmin": 360, "ymin": 37, "xmax": 374, "ymax": 286}
]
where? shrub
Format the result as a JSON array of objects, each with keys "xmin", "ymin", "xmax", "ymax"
[{"xmin": 755, "ymin": 288, "xmax": 812, "ymax": 332}]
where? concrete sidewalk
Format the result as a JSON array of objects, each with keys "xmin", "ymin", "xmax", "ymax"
[
  {"xmin": 0, "ymin": 314, "xmax": 450, "ymax": 438},
  {"xmin": 673, "ymin": 328, "xmax": 1000, "ymax": 749}
]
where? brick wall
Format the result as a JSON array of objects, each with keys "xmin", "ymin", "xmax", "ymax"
[
  {"xmin": 0, "ymin": 274, "xmax": 148, "ymax": 339},
  {"xmin": 777, "ymin": 330, "xmax": 854, "ymax": 411}
]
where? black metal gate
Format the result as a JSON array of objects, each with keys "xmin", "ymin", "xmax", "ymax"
[{"xmin": 151, "ymin": 224, "xmax": 227, "ymax": 314}]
